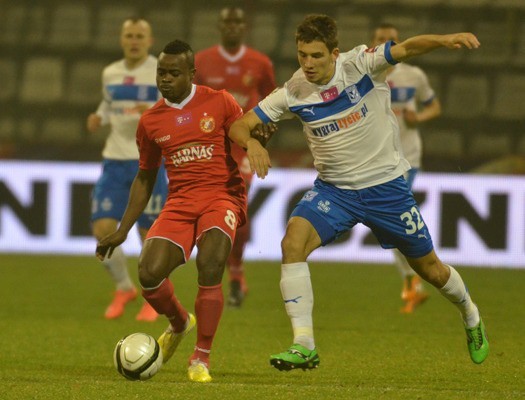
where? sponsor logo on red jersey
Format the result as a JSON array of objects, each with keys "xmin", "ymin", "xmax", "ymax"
[
  {"xmin": 155, "ymin": 135, "xmax": 171, "ymax": 143},
  {"xmin": 170, "ymin": 144, "xmax": 215, "ymax": 167},
  {"xmin": 176, "ymin": 113, "xmax": 192, "ymax": 126}
]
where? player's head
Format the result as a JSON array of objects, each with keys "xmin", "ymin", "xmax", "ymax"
[
  {"xmin": 371, "ymin": 23, "xmax": 399, "ymax": 46},
  {"xmin": 157, "ymin": 40, "xmax": 196, "ymax": 103},
  {"xmin": 120, "ymin": 18, "xmax": 153, "ymax": 64},
  {"xmin": 218, "ymin": 7, "xmax": 246, "ymax": 48},
  {"xmin": 295, "ymin": 14, "xmax": 339, "ymax": 85}
]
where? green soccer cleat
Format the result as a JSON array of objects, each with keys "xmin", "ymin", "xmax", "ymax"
[
  {"xmin": 465, "ymin": 317, "xmax": 489, "ymax": 364},
  {"xmin": 270, "ymin": 344, "xmax": 320, "ymax": 371}
]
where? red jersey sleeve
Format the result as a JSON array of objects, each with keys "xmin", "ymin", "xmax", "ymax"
[
  {"xmin": 222, "ymin": 90, "xmax": 244, "ymax": 131},
  {"xmin": 136, "ymin": 118, "xmax": 162, "ymax": 170}
]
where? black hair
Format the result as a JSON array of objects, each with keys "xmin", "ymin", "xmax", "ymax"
[{"xmin": 162, "ymin": 40, "xmax": 195, "ymax": 68}]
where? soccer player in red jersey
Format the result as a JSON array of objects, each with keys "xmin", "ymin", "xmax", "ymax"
[
  {"xmin": 96, "ymin": 40, "xmax": 270, "ymax": 383},
  {"xmin": 194, "ymin": 7, "xmax": 277, "ymax": 307}
]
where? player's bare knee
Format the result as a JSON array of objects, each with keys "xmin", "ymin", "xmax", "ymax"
[
  {"xmin": 196, "ymin": 261, "xmax": 224, "ymax": 286},
  {"xmin": 281, "ymin": 234, "xmax": 307, "ymax": 262},
  {"xmin": 92, "ymin": 218, "xmax": 119, "ymax": 239},
  {"xmin": 138, "ymin": 261, "xmax": 165, "ymax": 288}
]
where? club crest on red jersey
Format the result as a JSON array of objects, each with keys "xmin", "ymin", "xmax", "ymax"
[
  {"xmin": 242, "ymin": 72, "xmax": 255, "ymax": 87},
  {"xmin": 200, "ymin": 114, "xmax": 216, "ymax": 133}
]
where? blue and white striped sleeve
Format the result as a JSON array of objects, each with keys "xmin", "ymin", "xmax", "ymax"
[{"xmin": 253, "ymin": 87, "xmax": 294, "ymax": 123}]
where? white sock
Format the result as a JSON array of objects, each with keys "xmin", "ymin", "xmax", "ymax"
[
  {"xmin": 280, "ymin": 262, "xmax": 315, "ymax": 350},
  {"xmin": 101, "ymin": 246, "xmax": 134, "ymax": 291},
  {"xmin": 393, "ymin": 249, "xmax": 415, "ymax": 279},
  {"xmin": 439, "ymin": 265, "xmax": 479, "ymax": 328}
]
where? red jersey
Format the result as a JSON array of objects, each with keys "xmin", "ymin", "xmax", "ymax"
[
  {"xmin": 194, "ymin": 44, "xmax": 276, "ymax": 111},
  {"xmin": 136, "ymin": 85, "xmax": 246, "ymax": 208},
  {"xmin": 194, "ymin": 45, "xmax": 277, "ymax": 182}
]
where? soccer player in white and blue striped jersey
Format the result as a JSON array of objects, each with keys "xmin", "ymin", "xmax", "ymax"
[
  {"xmin": 87, "ymin": 18, "xmax": 167, "ymax": 322},
  {"xmin": 229, "ymin": 14, "xmax": 488, "ymax": 370}
]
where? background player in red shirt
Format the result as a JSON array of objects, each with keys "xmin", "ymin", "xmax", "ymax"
[
  {"xmin": 96, "ymin": 40, "xmax": 272, "ymax": 383},
  {"xmin": 194, "ymin": 7, "xmax": 277, "ymax": 307}
]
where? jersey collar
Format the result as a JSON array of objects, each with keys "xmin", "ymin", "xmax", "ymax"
[
  {"xmin": 163, "ymin": 84, "xmax": 197, "ymax": 109},
  {"xmin": 218, "ymin": 45, "xmax": 246, "ymax": 63}
]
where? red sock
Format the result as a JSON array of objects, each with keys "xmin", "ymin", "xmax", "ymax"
[
  {"xmin": 228, "ymin": 263, "xmax": 244, "ymax": 282},
  {"xmin": 142, "ymin": 279, "xmax": 188, "ymax": 332},
  {"xmin": 190, "ymin": 284, "xmax": 224, "ymax": 367}
]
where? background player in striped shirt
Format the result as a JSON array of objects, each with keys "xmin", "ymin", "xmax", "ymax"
[
  {"xmin": 372, "ymin": 23, "xmax": 442, "ymax": 313},
  {"xmin": 229, "ymin": 14, "xmax": 488, "ymax": 371},
  {"xmin": 87, "ymin": 18, "xmax": 167, "ymax": 322},
  {"xmin": 194, "ymin": 7, "xmax": 277, "ymax": 307}
]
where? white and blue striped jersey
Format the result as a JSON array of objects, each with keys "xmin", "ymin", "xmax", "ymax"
[
  {"xmin": 96, "ymin": 55, "xmax": 159, "ymax": 160},
  {"xmin": 387, "ymin": 63, "xmax": 435, "ymax": 168},
  {"xmin": 254, "ymin": 41, "xmax": 410, "ymax": 190}
]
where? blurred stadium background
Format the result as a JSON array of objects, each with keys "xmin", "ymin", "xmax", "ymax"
[
  {"xmin": 2, "ymin": 0, "xmax": 525, "ymax": 264},
  {"xmin": 1, "ymin": 0, "xmax": 524, "ymax": 172}
]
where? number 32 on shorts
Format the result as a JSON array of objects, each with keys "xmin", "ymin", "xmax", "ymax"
[
  {"xmin": 224, "ymin": 209, "xmax": 237, "ymax": 230},
  {"xmin": 400, "ymin": 206, "xmax": 425, "ymax": 235}
]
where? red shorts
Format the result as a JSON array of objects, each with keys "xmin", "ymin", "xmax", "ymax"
[{"xmin": 146, "ymin": 195, "xmax": 246, "ymax": 261}]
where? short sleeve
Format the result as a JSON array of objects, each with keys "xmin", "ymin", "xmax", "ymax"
[
  {"xmin": 97, "ymin": 69, "xmax": 111, "ymax": 125},
  {"xmin": 136, "ymin": 118, "xmax": 162, "ymax": 170},
  {"xmin": 95, "ymin": 99, "xmax": 110, "ymax": 125},
  {"xmin": 254, "ymin": 87, "xmax": 294, "ymax": 123},
  {"xmin": 355, "ymin": 41, "xmax": 399, "ymax": 79}
]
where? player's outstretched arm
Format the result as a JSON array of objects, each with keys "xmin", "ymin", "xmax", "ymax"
[
  {"xmin": 95, "ymin": 168, "xmax": 158, "ymax": 260},
  {"xmin": 391, "ymin": 33, "xmax": 480, "ymax": 62},
  {"xmin": 229, "ymin": 110, "xmax": 272, "ymax": 179}
]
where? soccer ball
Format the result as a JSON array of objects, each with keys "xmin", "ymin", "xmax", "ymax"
[{"xmin": 113, "ymin": 332, "xmax": 163, "ymax": 381}]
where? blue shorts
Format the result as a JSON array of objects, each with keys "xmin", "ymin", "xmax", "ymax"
[
  {"xmin": 290, "ymin": 177, "xmax": 434, "ymax": 258},
  {"xmin": 405, "ymin": 168, "xmax": 419, "ymax": 190},
  {"xmin": 91, "ymin": 159, "xmax": 168, "ymax": 229}
]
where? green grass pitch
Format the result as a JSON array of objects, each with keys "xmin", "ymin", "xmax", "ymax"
[{"xmin": 0, "ymin": 254, "xmax": 524, "ymax": 399}]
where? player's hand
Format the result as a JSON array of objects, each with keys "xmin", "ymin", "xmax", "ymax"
[
  {"xmin": 95, "ymin": 231, "xmax": 128, "ymax": 261},
  {"xmin": 87, "ymin": 113, "xmax": 102, "ymax": 133},
  {"xmin": 246, "ymin": 138, "xmax": 272, "ymax": 179},
  {"xmin": 403, "ymin": 109, "xmax": 418, "ymax": 128},
  {"xmin": 442, "ymin": 33, "xmax": 480, "ymax": 50},
  {"xmin": 249, "ymin": 122, "xmax": 278, "ymax": 148},
  {"xmin": 131, "ymin": 103, "xmax": 151, "ymax": 114}
]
